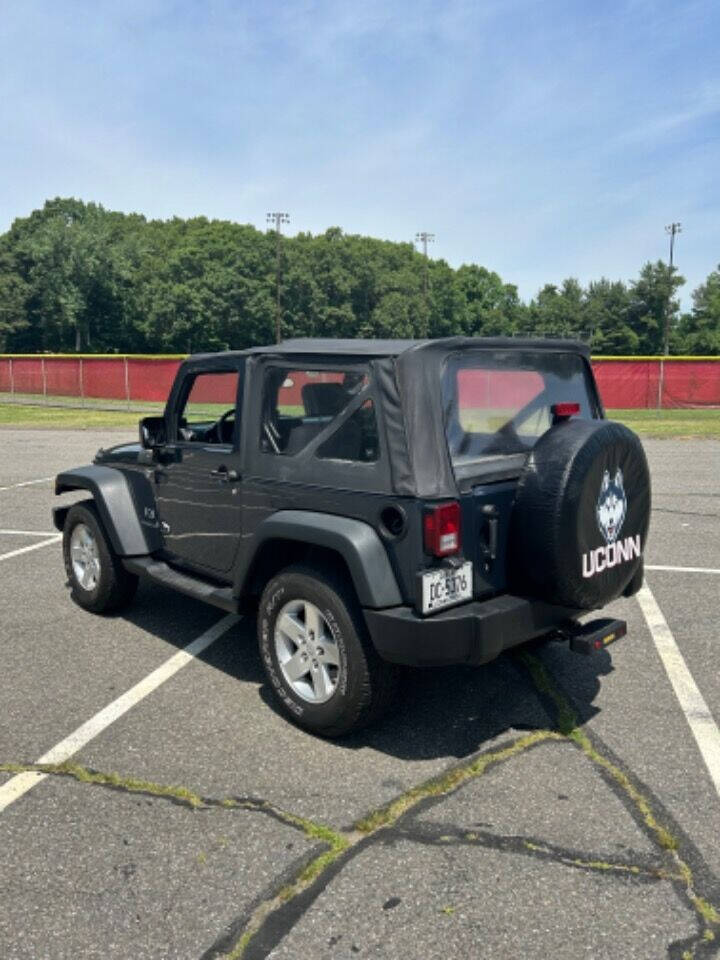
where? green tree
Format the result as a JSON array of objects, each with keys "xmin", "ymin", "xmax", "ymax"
[
  {"xmin": 674, "ymin": 265, "xmax": 720, "ymax": 354},
  {"xmin": 0, "ymin": 196, "xmax": 705, "ymax": 358},
  {"xmin": 452, "ymin": 264, "xmax": 523, "ymax": 336},
  {"xmin": 528, "ymin": 279, "xmax": 584, "ymax": 338},
  {"xmin": 627, "ymin": 261, "xmax": 685, "ymax": 354},
  {"xmin": 0, "ymin": 240, "xmax": 29, "ymax": 350},
  {"xmin": 1, "ymin": 198, "xmax": 133, "ymax": 351},
  {"xmin": 584, "ymin": 279, "xmax": 636, "ymax": 354}
]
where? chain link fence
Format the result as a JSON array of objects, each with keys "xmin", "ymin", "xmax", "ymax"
[{"xmin": 1, "ymin": 354, "xmax": 720, "ymax": 411}]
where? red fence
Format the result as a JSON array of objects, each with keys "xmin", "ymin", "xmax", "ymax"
[
  {"xmin": 591, "ymin": 359, "xmax": 720, "ymax": 409},
  {"xmin": 0, "ymin": 355, "xmax": 183, "ymax": 405},
  {"xmin": 0, "ymin": 354, "xmax": 719, "ymax": 409}
]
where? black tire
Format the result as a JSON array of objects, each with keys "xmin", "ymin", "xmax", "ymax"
[
  {"xmin": 509, "ymin": 418, "xmax": 651, "ymax": 610},
  {"xmin": 62, "ymin": 501, "xmax": 138, "ymax": 614},
  {"xmin": 258, "ymin": 564, "xmax": 398, "ymax": 737}
]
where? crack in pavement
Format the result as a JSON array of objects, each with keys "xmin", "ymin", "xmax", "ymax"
[
  {"xmin": 2, "ymin": 652, "xmax": 719, "ymax": 959},
  {"xmin": 0, "ymin": 759, "xmax": 345, "ymax": 847},
  {"xmin": 652, "ymin": 507, "xmax": 720, "ymax": 519},
  {"xmin": 211, "ymin": 652, "xmax": 720, "ymax": 960},
  {"xmin": 393, "ymin": 821, "xmax": 678, "ymax": 882},
  {"xmin": 654, "ymin": 493, "xmax": 720, "ymax": 500},
  {"xmin": 520, "ymin": 653, "xmax": 720, "ymax": 959}
]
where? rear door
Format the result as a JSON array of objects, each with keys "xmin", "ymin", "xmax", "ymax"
[
  {"xmin": 441, "ymin": 349, "xmax": 600, "ymax": 596},
  {"xmin": 154, "ymin": 363, "xmax": 244, "ymax": 576}
]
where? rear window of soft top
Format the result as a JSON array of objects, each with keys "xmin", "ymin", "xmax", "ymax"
[{"xmin": 442, "ymin": 350, "xmax": 596, "ymax": 465}]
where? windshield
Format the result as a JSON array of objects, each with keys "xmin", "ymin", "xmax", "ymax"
[{"xmin": 442, "ymin": 350, "xmax": 596, "ymax": 466}]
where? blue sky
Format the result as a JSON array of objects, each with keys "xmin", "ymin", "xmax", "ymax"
[{"xmin": 1, "ymin": 0, "xmax": 718, "ymax": 306}]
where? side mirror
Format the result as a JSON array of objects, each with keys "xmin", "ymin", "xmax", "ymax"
[{"xmin": 139, "ymin": 416, "xmax": 167, "ymax": 449}]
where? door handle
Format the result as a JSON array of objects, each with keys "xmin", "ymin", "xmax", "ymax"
[{"xmin": 210, "ymin": 466, "xmax": 239, "ymax": 482}]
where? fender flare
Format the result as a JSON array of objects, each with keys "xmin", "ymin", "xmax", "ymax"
[
  {"xmin": 240, "ymin": 510, "xmax": 402, "ymax": 609},
  {"xmin": 54, "ymin": 466, "xmax": 153, "ymax": 557}
]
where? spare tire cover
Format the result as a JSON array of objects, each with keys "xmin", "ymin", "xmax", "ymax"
[{"xmin": 509, "ymin": 419, "xmax": 651, "ymax": 610}]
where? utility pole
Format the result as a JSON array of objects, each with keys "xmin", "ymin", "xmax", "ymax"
[
  {"xmin": 415, "ymin": 232, "xmax": 434, "ymax": 307},
  {"xmin": 662, "ymin": 222, "xmax": 681, "ymax": 356},
  {"xmin": 267, "ymin": 212, "xmax": 290, "ymax": 343},
  {"xmin": 658, "ymin": 221, "xmax": 682, "ymax": 409},
  {"xmin": 666, "ymin": 221, "xmax": 681, "ymax": 271}
]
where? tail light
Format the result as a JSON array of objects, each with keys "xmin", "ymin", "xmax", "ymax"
[{"xmin": 423, "ymin": 501, "xmax": 461, "ymax": 557}]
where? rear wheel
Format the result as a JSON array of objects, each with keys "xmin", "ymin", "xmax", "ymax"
[
  {"xmin": 258, "ymin": 565, "xmax": 398, "ymax": 737},
  {"xmin": 63, "ymin": 502, "xmax": 138, "ymax": 614}
]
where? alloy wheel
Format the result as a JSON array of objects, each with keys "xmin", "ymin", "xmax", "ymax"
[
  {"xmin": 69, "ymin": 523, "xmax": 101, "ymax": 592},
  {"xmin": 274, "ymin": 599, "xmax": 341, "ymax": 704}
]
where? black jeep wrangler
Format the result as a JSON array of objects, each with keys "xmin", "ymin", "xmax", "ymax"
[{"xmin": 54, "ymin": 338, "xmax": 651, "ymax": 736}]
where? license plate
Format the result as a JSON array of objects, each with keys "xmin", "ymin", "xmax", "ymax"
[{"xmin": 420, "ymin": 562, "xmax": 473, "ymax": 614}]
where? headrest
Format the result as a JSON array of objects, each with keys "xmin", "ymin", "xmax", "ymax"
[{"xmin": 302, "ymin": 382, "xmax": 348, "ymax": 417}]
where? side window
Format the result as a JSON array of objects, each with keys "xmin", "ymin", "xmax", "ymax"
[
  {"xmin": 176, "ymin": 371, "xmax": 239, "ymax": 444},
  {"xmin": 261, "ymin": 368, "xmax": 373, "ymax": 461},
  {"xmin": 317, "ymin": 400, "xmax": 379, "ymax": 462}
]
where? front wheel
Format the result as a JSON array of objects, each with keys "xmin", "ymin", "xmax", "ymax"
[
  {"xmin": 258, "ymin": 565, "xmax": 398, "ymax": 737},
  {"xmin": 63, "ymin": 502, "xmax": 138, "ymax": 614}
]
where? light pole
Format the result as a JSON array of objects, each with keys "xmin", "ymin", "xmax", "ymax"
[
  {"xmin": 415, "ymin": 232, "xmax": 434, "ymax": 307},
  {"xmin": 666, "ymin": 221, "xmax": 681, "ymax": 271},
  {"xmin": 267, "ymin": 212, "xmax": 290, "ymax": 343},
  {"xmin": 662, "ymin": 222, "xmax": 681, "ymax": 356},
  {"xmin": 658, "ymin": 222, "xmax": 682, "ymax": 408}
]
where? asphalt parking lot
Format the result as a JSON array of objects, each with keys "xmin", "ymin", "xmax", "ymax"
[{"xmin": 1, "ymin": 427, "xmax": 719, "ymax": 960}]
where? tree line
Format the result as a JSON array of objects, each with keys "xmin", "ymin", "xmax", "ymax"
[{"xmin": 0, "ymin": 197, "xmax": 718, "ymax": 355}]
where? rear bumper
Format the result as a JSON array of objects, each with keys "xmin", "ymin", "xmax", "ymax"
[{"xmin": 364, "ymin": 594, "xmax": 580, "ymax": 667}]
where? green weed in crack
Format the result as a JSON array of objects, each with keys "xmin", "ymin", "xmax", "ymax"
[
  {"xmin": 394, "ymin": 821, "xmax": 676, "ymax": 882},
  {"xmin": 517, "ymin": 651, "xmax": 720, "ymax": 950},
  {"xmin": 353, "ymin": 729, "xmax": 562, "ymax": 833},
  {"xmin": 0, "ymin": 760, "xmax": 344, "ymax": 848},
  {"xmin": 4, "ymin": 653, "xmax": 719, "ymax": 960},
  {"xmin": 219, "ymin": 731, "xmax": 564, "ymax": 959}
]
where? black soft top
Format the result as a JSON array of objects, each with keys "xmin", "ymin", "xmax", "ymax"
[
  {"xmin": 189, "ymin": 336, "xmax": 590, "ymax": 363},
  {"xmin": 267, "ymin": 336, "xmax": 589, "ymax": 358},
  {"xmin": 185, "ymin": 337, "xmax": 594, "ymax": 499}
]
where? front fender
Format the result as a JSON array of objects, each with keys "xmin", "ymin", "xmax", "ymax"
[
  {"xmin": 239, "ymin": 510, "xmax": 402, "ymax": 609},
  {"xmin": 54, "ymin": 465, "xmax": 154, "ymax": 556}
]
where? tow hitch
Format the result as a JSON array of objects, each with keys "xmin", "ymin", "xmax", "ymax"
[{"xmin": 567, "ymin": 617, "xmax": 627, "ymax": 655}]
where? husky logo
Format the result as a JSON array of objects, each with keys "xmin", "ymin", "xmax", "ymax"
[
  {"xmin": 597, "ymin": 468, "xmax": 626, "ymax": 544},
  {"xmin": 583, "ymin": 467, "xmax": 640, "ymax": 579}
]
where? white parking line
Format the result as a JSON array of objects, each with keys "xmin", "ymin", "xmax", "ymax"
[
  {"xmin": 646, "ymin": 564, "xmax": 720, "ymax": 575},
  {"xmin": 0, "ymin": 529, "xmax": 57, "ymax": 537},
  {"xmin": 0, "ymin": 536, "xmax": 62, "ymax": 563},
  {"xmin": 0, "ymin": 476, "xmax": 54, "ymax": 492},
  {"xmin": 637, "ymin": 584, "xmax": 720, "ymax": 799},
  {"xmin": 0, "ymin": 614, "xmax": 239, "ymax": 814}
]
